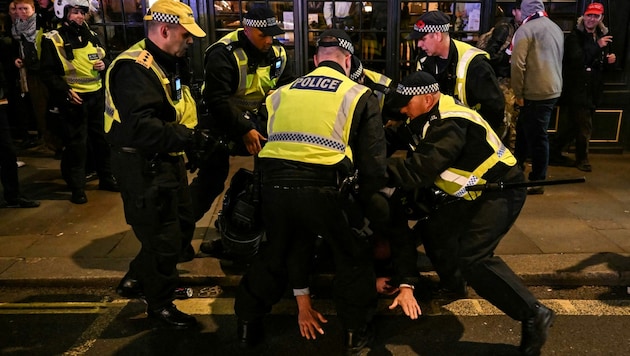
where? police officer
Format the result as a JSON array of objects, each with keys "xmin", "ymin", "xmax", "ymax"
[
  {"xmin": 40, "ymin": 0, "xmax": 117, "ymax": 204},
  {"xmin": 234, "ymin": 29, "xmax": 386, "ymax": 355},
  {"xmin": 191, "ymin": 6, "xmax": 295, "ymax": 229},
  {"xmin": 386, "ymin": 71, "xmax": 554, "ymax": 356},
  {"xmin": 104, "ymin": 0, "xmax": 206, "ymax": 329},
  {"xmin": 349, "ymin": 55, "xmax": 392, "ymax": 112},
  {"xmin": 410, "ymin": 11, "xmax": 506, "ymax": 133}
]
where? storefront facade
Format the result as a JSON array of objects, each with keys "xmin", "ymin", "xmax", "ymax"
[{"xmin": 2, "ymin": 0, "xmax": 628, "ymax": 150}]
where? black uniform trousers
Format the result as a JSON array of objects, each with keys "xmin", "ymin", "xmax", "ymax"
[
  {"xmin": 188, "ymin": 148, "xmax": 230, "ymax": 222},
  {"xmin": 58, "ymin": 89, "xmax": 112, "ymax": 190},
  {"xmin": 235, "ymin": 160, "xmax": 377, "ymax": 330},
  {"xmin": 418, "ymin": 165, "xmax": 538, "ymax": 321},
  {"xmin": 0, "ymin": 104, "xmax": 20, "ymax": 202},
  {"xmin": 111, "ymin": 150, "xmax": 195, "ymax": 310}
]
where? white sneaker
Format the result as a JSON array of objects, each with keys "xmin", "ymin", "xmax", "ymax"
[{"xmin": 17, "ymin": 160, "xmax": 26, "ymax": 168}]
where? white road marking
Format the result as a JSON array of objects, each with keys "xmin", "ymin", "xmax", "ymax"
[{"xmin": 1, "ymin": 298, "xmax": 629, "ymax": 316}]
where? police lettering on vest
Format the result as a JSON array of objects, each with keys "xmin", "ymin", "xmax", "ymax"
[{"xmin": 290, "ymin": 75, "xmax": 341, "ymax": 92}]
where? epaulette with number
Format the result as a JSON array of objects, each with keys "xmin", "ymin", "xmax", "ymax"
[{"xmin": 135, "ymin": 50, "xmax": 153, "ymax": 69}]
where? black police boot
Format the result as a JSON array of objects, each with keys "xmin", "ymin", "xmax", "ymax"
[
  {"xmin": 344, "ymin": 324, "xmax": 374, "ymax": 356},
  {"xmin": 237, "ymin": 318, "xmax": 264, "ymax": 347},
  {"xmin": 520, "ymin": 303, "xmax": 555, "ymax": 356},
  {"xmin": 70, "ymin": 190, "xmax": 87, "ymax": 204},
  {"xmin": 116, "ymin": 275, "xmax": 144, "ymax": 300},
  {"xmin": 98, "ymin": 175, "xmax": 119, "ymax": 192},
  {"xmin": 147, "ymin": 304, "xmax": 197, "ymax": 329},
  {"xmin": 432, "ymin": 279, "xmax": 468, "ymax": 300},
  {"xmin": 179, "ymin": 244, "xmax": 196, "ymax": 263}
]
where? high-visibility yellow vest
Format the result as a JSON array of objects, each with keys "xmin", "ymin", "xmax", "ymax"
[
  {"xmin": 452, "ymin": 40, "xmax": 489, "ymax": 109},
  {"xmin": 104, "ymin": 40, "xmax": 197, "ymax": 151},
  {"xmin": 44, "ymin": 30, "xmax": 105, "ymax": 93},
  {"xmin": 205, "ymin": 29, "xmax": 287, "ymax": 112},
  {"xmin": 417, "ymin": 40, "xmax": 489, "ymax": 110},
  {"xmin": 426, "ymin": 95, "xmax": 515, "ymax": 200},
  {"xmin": 260, "ymin": 66, "xmax": 369, "ymax": 165},
  {"xmin": 363, "ymin": 68, "xmax": 392, "ymax": 110}
]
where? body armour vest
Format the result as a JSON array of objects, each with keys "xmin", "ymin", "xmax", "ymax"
[
  {"xmin": 104, "ymin": 40, "xmax": 197, "ymax": 141},
  {"xmin": 207, "ymin": 30, "xmax": 287, "ymax": 112},
  {"xmin": 427, "ymin": 95, "xmax": 516, "ymax": 200},
  {"xmin": 260, "ymin": 66, "xmax": 369, "ymax": 166},
  {"xmin": 44, "ymin": 30, "xmax": 105, "ymax": 93}
]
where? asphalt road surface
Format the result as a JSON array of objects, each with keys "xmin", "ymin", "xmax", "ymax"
[{"xmin": 1, "ymin": 285, "xmax": 629, "ymax": 355}]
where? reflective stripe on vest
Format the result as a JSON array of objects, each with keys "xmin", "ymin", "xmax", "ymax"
[
  {"xmin": 44, "ymin": 30, "xmax": 104, "ymax": 92},
  {"xmin": 453, "ymin": 40, "xmax": 489, "ymax": 109},
  {"xmin": 260, "ymin": 66, "xmax": 369, "ymax": 165},
  {"xmin": 427, "ymin": 95, "xmax": 515, "ymax": 200},
  {"xmin": 104, "ymin": 40, "xmax": 197, "ymax": 154},
  {"xmin": 363, "ymin": 69, "xmax": 392, "ymax": 110},
  {"xmin": 208, "ymin": 30, "xmax": 287, "ymax": 111}
]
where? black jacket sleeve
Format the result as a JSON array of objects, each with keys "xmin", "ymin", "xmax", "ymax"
[
  {"xmin": 202, "ymin": 45, "xmax": 255, "ymax": 137},
  {"xmin": 387, "ymin": 118, "xmax": 467, "ymax": 191},
  {"xmin": 466, "ymin": 55, "xmax": 505, "ymax": 131},
  {"xmin": 39, "ymin": 36, "xmax": 70, "ymax": 104},
  {"xmin": 107, "ymin": 60, "xmax": 192, "ymax": 153},
  {"xmin": 350, "ymin": 91, "xmax": 387, "ymax": 199}
]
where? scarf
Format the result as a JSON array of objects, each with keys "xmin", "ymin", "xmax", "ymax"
[
  {"xmin": 12, "ymin": 13, "xmax": 38, "ymax": 43},
  {"xmin": 507, "ymin": 11, "xmax": 549, "ymax": 56}
]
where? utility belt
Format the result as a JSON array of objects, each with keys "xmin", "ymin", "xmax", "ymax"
[
  {"xmin": 258, "ymin": 158, "xmax": 345, "ymax": 188},
  {"xmin": 114, "ymin": 146, "xmax": 182, "ymax": 176}
]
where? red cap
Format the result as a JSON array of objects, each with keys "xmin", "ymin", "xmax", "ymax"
[{"xmin": 584, "ymin": 3, "xmax": 604, "ymax": 16}]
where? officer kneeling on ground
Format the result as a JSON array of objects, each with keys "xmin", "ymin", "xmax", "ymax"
[{"xmin": 384, "ymin": 71, "xmax": 555, "ymax": 356}]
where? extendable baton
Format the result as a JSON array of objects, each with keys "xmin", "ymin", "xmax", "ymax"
[{"xmin": 466, "ymin": 177, "xmax": 586, "ymax": 192}]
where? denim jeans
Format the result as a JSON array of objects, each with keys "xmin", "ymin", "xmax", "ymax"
[{"xmin": 515, "ymin": 98, "xmax": 558, "ymax": 181}]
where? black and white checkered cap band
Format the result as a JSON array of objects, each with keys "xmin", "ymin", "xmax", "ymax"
[
  {"xmin": 317, "ymin": 37, "xmax": 355, "ymax": 55},
  {"xmin": 350, "ymin": 61, "xmax": 363, "ymax": 81},
  {"xmin": 413, "ymin": 23, "xmax": 450, "ymax": 33},
  {"xmin": 150, "ymin": 11, "xmax": 180, "ymax": 25},
  {"xmin": 337, "ymin": 38, "xmax": 354, "ymax": 54},
  {"xmin": 243, "ymin": 17, "xmax": 278, "ymax": 28},
  {"xmin": 396, "ymin": 82, "xmax": 440, "ymax": 96}
]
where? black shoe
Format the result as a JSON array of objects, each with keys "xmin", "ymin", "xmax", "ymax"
[
  {"xmin": 526, "ymin": 186, "xmax": 545, "ymax": 195},
  {"xmin": 85, "ymin": 171, "xmax": 98, "ymax": 182},
  {"xmin": 147, "ymin": 304, "xmax": 197, "ymax": 329},
  {"xmin": 237, "ymin": 318, "xmax": 264, "ymax": 347},
  {"xmin": 576, "ymin": 159, "xmax": 592, "ymax": 172},
  {"xmin": 98, "ymin": 176, "xmax": 119, "ymax": 192},
  {"xmin": 179, "ymin": 244, "xmax": 196, "ymax": 262},
  {"xmin": 520, "ymin": 303, "xmax": 555, "ymax": 356},
  {"xmin": 200, "ymin": 239, "xmax": 224, "ymax": 256},
  {"xmin": 432, "ymin": 279, "xmax": 468, "ymax": 300},
  {"xmin": 344, "ymin": 324, "xmax": 374, "ymax": 355},
  {"xmin": 6, "ymin": 197, "xmax": 40, "ymax": 208},
  {"xmin": 116, "ymin": 275, "xmax": 144, "ymax": 299},
  {"xmin": 548, "ymin": 154, "xmax": 575, "ymax": 167},
  {"xmin": 70, "ymin": 190, "xmax": 87, "ymax": 204}
]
